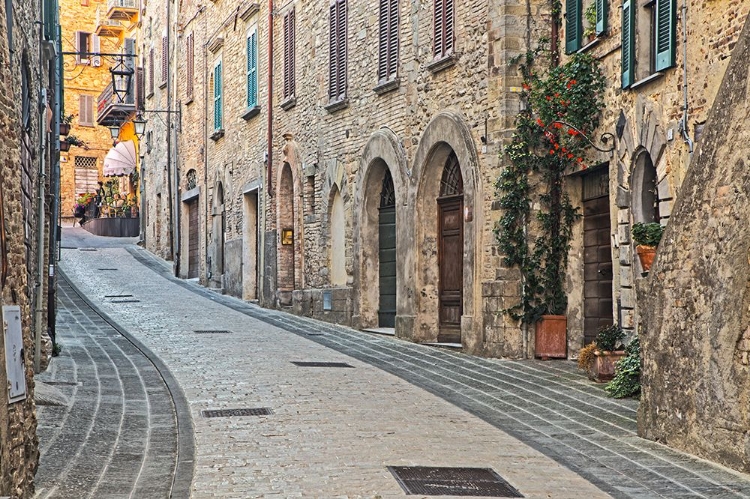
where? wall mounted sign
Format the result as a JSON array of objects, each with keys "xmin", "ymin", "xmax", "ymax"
[
  {"xmin": 3, "ymin": 305, "xmax": 27, "ymax": 403},
  {"xmin": 281, "ymin": 228, "xmax": 293, "ymax": 245}
]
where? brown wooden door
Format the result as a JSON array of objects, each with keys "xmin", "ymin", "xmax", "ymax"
[
  {"xmin": 583, "ymin": 193, "xmax": 613, "ymax": 344},
  {"xmin": 438, "ymin": 195, "xmax": 463, "ymax": 343},
  {"xmin": 188, "ymin": 199, "xmax": 199, "ymax": 278}
]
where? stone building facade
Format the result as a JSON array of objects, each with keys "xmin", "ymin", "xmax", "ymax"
[
  {"xmin": 59, "ymin": 0, "xmax": 121, "ymax": 222},
  {"xmin": 139, "ymin": 0, "xmax": 555, "ymax": 359}
]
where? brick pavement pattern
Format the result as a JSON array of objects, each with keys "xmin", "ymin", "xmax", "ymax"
[
  {"xmin": 51, "ymin": 227, "xmax": 750, "ymax": 498},
  {"xmin": 35, "ymin": 277, "xmax": 178, "ymax": 498}
]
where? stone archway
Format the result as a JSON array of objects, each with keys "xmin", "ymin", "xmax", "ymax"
[
  {"xmin": 631, "ymin": 150, "xmax": 660, "ymax": 224},
  {"xmin": 353, "ymin": 128, "xmax": 410, "ymax": 333},
  {"xmin": 411, "ymin": 112, "xmax": 481, "ymax": 347}
]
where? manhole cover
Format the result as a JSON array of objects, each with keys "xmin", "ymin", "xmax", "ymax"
[
  {"xmin": 201, "ymin": 408, "xmax": 272, "ymax": 418},
  {"xmin": 291, "ymin": 361, "xmax": 354, "ymax": 368},
  {"xmin": 194, "ymin": 330, "xmax": 232, "ymax": 334},
  {"xmin": 387, "ymin": 466, "xmax": 523, "ymax": 497}
]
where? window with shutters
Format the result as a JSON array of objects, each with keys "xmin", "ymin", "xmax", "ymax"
[
  {"xmin": 186, "ymin": 33, "xmax": 194, "ymax": 102},
  {"xmin": 246, "ymin": 27, "xmax": 258, "ymax": 108},
  {"xmin": 160, "ymin": 34, "xmax": 168, "ymax": 88},
  {"xmin": 148, "ymin": 47, "xmax": 154, "ymax": 98},
  {"xmin": 565, "ymin": 0, "xmax": 608, "ymax": 54},
  {"xmin": 76, "ymin": 31, "xmax": 91, "ymax": 64},
  {"xmin": 433, "ymin": 0, "xmax": 454, "ymax": 60},
  {"xmin": 136, "ymin": 66, "xmax": 144, "ymax": 110},
  {"xmin": 282, "ymin": 8, "xmax": 296, "ymax": 103},
  {"xmin": 212, "ymin": 60, "xmax": 224, "ymax": 137},
  {"xmin": 327, "ymin": 0, "xmax": 347, "ymax": 108},
  {"xmin": 622, "ymin": 0, "xmax": 675, "ymax": 88},
  {"xmin": 78, "ymin": 94, "xmax": 94, "ymax": 127},
  {"xmin": 377, "ymin": 0, "xmax": 399, "ymax": 87}
]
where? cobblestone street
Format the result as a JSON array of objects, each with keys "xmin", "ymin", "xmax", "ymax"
[{"xmin": 35, "ymin": 227, "xmax": 750, "ymax": 498}]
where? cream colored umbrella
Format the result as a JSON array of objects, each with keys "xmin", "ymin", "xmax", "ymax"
[{"xmin": 103, "ymin": 140, "xmax": 136, "ymax": 177}]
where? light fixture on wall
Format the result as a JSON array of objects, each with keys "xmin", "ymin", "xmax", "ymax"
[
  {"xmin": 133, "ymin": 112, "xmax": 147, "ymax": 140},
  {"xmin": 109, "ymin": 57, "xmax": 134, "ymax": 103},
  {"xmin": 108, "ymin": 124, "xmax": 120, "ymax": 141}
]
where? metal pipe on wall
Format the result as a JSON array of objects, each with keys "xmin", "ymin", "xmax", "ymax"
[{"xmin": 34, "ymin": 20, "xmax": 47, "ymax": 373}]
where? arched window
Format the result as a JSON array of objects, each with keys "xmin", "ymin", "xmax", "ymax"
[
  {"xmin": 439, "ymin": 152, "xmax": 463, "ymax": 197},
  {"xmin": 380, "ymin": 168, "xmax": 395, "ymax": 208}
]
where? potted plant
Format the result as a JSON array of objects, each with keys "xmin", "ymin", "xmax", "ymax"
[
  {"xmin": 496, "ymin": 50, "xmax": 606, "ymax": 359},
  {"xmin": 65, "ymin": 135, "xmax": 85, "ymax": 148},
  {"xmin": 587, "ymin": 324, "xmax": 626, "ymax": 382},
  {"xmin": 583, "ymin": 3, "xmax": 597, "ymax": 42},
  {"xmin": 59, "ymin": 114, "xmax": 73, "ymax": 136},
  {"xmin": 605, "ymin": 336, "xmax": 641, "ymax": 398},
  {"xmin": 632, "ymin": 222, "xmax": 664, "ymax": 273}
]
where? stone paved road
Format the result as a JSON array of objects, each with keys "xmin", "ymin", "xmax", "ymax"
[
  {"xmin": 51, "ymin": 227, "xmax": 750, "ymax": 498},
  {"xmin": 35, "ymin": 277, "xmax": 180, "ymax": 498}
]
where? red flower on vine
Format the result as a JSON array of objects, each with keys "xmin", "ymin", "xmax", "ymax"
[
  {"xmin": 536, "ymin": 118, "xmax": 545, "ymax": 127},
  {"xmin": 566, "ymin": 79, "xmax": 577, "ymax": 89},
  {"xmin": 553, "ymin": 122, "xmax": 563, "ymax": 129}
]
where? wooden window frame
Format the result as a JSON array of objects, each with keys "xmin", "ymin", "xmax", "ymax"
[
  {"xmin": 246, "ymin": 27, "xmax": 258, "ymax": 109},
  {"xmin": 213, "ymin": 59, "xmax": 223, "ymax": 134},
  {"xmin": 76, "ymin": 31, "xmax": 91, "ymax": 64},
  {"xmin": 433, "ymin": 0, "xmax": 454, "ymax": 60},
  {"xmin": 78, "ymin": 94, "xmax": 94, "ymax": 127},
  {"xmin": 327, "ymin": 0, "xmax": 347, "ymax": 108}
]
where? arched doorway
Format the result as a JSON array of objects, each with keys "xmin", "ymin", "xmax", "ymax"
[
  {"xmin": 378, "ymin": 169, "xmax": 396, "ymax": 327},
  {"xmin": 211, "ymin": 182, "xmax": 225, "ymax": 287},
  {"xmin": 277, "ymin": 163, "xmax": 295, "ymax": 305},
  {"xmin": 330, "ymin": 185, "xmax": 346, "ymax": 286},
  {"xmin": 437, "ymin": 152, "xmax": 464, "ymax": 343}
]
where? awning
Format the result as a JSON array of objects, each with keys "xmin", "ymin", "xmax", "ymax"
[{"xmin": 103, "ymin": 140, "xmax": 136, "ymax": 177}]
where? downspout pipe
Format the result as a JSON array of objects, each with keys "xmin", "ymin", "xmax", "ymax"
[
  {"xmin": 34, "ymin": 20, "xmax": 47, "ymax": 373},
  {"xmin": 266, "ymin": 0, "xmax": 273, "ymax": 196},
  {"xmin": 166, "ymin": 0, "xmax": 175, "ymax": 263},
  {"xmin": 679, "ymin": 0, "xmax": 693, "ymax": 154},
  {"xmin": 48, "ymin": 21, "xmax": 62, "ymax": 348}
]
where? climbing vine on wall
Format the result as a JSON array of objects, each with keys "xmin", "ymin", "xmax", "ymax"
[{"xmin": 495, "ymin": 49, "xmax": 605, "ymax": 324}]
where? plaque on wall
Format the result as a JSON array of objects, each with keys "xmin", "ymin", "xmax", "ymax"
[{"xmin": 3, "ymin": 305, "xmax": 27, "ymax": 403}]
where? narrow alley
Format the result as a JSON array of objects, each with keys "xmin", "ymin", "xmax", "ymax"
[{"xmin": 31, "ymin": 227, "xmax": 750, "ymax": 498}]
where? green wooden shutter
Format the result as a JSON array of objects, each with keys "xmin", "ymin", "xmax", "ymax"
[
  {"xmin": 621, "ymin": 0, "xmax": 635, "ymax": 88},
  {"xmin": 595, "ymin": 0, "xmax": 607, "ymax": 35},
  {"xmin": 565, "ymin": 0, "xmax": 582, "ymax": 54},
  {"xmin": 214, "ymin": 63, "xmax": 222, "ymax": 130},
  {"xmin": 655, "ymin": 0, "xmax": 676, "ymax": 71},
  {"xmin": 247, "ymin": 32, "xmax": 257, "ymax": 107}
]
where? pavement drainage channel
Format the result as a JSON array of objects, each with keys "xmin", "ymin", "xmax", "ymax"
[
  {"xmin": 98, "ymin": 268, "xmax": 118, "ymax": 271},
  {"xmin": 201, "ymin": 408, "xmax": 273, "ymax": 418},
  {"xmin": 194, "ymin": 330, "xmax": 232, "ymax": 334},
  {"xmin": 387, "ymin": 466, "xmax": 524, "ymax": 498},
  {"xmin": 110, "ymin": 299, "xmax": 141, "ymax": 303},
  {"xmin": 290, "ymin": 361, "xmax": 354, "ymax": 368},
  {"xmin": 105, "ymin": 294, "xmax": 134, "ymax": 298}
]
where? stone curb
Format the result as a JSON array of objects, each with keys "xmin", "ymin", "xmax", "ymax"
[{"xmin": 58, "ymin": 267, "xmax": 195, "ymax": 499}]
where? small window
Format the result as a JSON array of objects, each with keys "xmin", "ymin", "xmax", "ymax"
[
  {"xmin": 76, "ymin": 31, "xmax": 91, "ymax": 64},
  {"xmin": 622, "ymin": 0, "xmax": 675, "ymax": 88},
  {"xmin": 328, "ymin": 0, "xmax": 347, "ymax": 103},
  {"xmin": 283, "ymin": 8, "xmax": 296, "ymax": 100},
  {"xmin": 378, "ymin": 0, "xmax": 398, "ymax": 83},
  {"xmin": 78, "ymin": 95, "xmax": 94, "ymax": 127},
  {"xmin": 433, "ymin": 0, "xmax": 454, "ymax": 60},
  {"xmin": 213, "ymin": 60, "xmax": 223, "ymax": 131},
  {"xmin": 186, "ymin": 33, "xmax": 194, "ymax": 101},
  {"xmin": 246, "ymin": 28, "xmax": 258, "ymax": 108},
  {"xmin": 160, "ymin": 34, "xmax": 168, "ymax": 87}
]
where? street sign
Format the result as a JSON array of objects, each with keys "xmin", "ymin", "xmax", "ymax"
[{"xmin": 3, "ymin": 305, "xmax": 27, "ymax": 403}]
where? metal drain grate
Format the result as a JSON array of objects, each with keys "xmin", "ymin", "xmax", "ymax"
[
  {"xmin": 111, "ymin": 299, "xmax": 141, "ymax": 303},
  {"xmin": 43, "ymin": 381, "xmax": 80, "ymax": 386},
  {"xmin": 291, "ymin": 361, "xmax": 353, "ymax": 368},
  {"xmin": 201, "ymin": 408, "xmax": 272, "ymax": 418},
  {"xmin": 105, "ymin": 294, "xmax": 133, "ymax": 298},
  {"xmin": 79, "ymin": 248, "xmax": 98, "ymax": 252},
  {"xmin": 387, "ymin": 466, "xmax": 523, "ymax": 497},
  {"xmin": 98, "ymin": 268, "xmax": 118, "ymax": 271},
  {"xmin": 194, "ymin": 330, "xmax": 232, "ymax": 334}
]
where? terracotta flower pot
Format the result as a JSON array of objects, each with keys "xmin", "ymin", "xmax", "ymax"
[
  {"xmin": 59, "ymin": 123, "xmax": 70, "ymax": 136},
  {"xmin": 535, "ymin": 314, "xmax": 567, "ymax": 359},
  {"xmin": 591, "ymin": 350, "xmax": 626, "ymax": 382},
  {"xmin": 636, "ymin": 245, "xmax": 657, "ymax": 272}
]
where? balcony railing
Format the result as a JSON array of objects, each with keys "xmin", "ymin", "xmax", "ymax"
[
  {"xmin": 97, "ymin": 81, "xmax": 135, "ymax": 127},
  {"xmin": 96, "ymin": 6, "xmax": 124, "ymax": 37},
  {"xmin": 106, "ymin": 0, "xmax": 138, "ymax": 21}
]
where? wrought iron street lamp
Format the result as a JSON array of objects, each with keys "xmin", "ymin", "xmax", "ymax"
[
  {"xmin": 110, "ymin": 58, "xmax": 133, "ymax": 103},
  {"xmin": 108, "ymin": 124, "xmax": 120, "ymax": 141},
  {"xmin": 133, "ymin": 113, "xmax": 146, "ymax": 140}
]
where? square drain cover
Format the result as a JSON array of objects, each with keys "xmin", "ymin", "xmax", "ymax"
[
  {"xmin": 194, "ymin": 330, "xmax": 232, "ymax": 334},
  {"xmin": 291, "ymin": 361, "xmax": 353, "ymax": 368},
  {"xmin": 201, "ymin": 408, "xmax": 272, "ymax": 418},
  {"xmin": 387, "ymin": 466, "xmax": 523, "ymax": 497}
]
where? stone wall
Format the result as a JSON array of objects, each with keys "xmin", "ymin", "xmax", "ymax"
[
  {"xmin": 0, "ymin": 0, "xmax": 43, "ymax": 494},
  {"xmin": 637, "ymin": 15, "xmax": 750, "ymax": 473}
]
